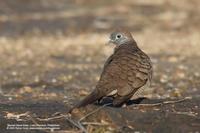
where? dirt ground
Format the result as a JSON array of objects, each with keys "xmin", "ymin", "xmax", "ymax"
[{"xmin": 0, "ymin": 0, "xmax": 200, "ymax": 132}]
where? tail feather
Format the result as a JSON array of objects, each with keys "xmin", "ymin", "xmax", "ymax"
[{"xmin": 69, "ymin": 89, "xmax": 103, "ymax": 113}]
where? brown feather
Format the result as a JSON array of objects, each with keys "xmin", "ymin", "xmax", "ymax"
[{"xmin": 69, "ymin": 30, "xmax": 152, "ymax": 112}]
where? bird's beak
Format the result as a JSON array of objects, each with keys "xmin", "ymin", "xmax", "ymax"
[{"xmin": 107, "ymin": 39, "xmax": 114, "ymax": 45}]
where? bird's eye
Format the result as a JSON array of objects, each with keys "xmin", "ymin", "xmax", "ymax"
[{"xmin": 116, "ymin": 34, "xmax": 122, "ymax": 39}]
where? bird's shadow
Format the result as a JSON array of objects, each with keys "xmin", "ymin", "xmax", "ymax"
[{"xmin": 94, "ymin": 97, "xmax": 147, "ymax": 107}]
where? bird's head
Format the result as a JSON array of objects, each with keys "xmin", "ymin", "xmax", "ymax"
[{"xmin": 109, "ymin": 30, "xmax": 134, "ymax": 46}]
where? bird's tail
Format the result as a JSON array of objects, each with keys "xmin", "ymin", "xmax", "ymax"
[{"xmin": 68, "ymin": 89, "xmax": 103, "ymax": 113}]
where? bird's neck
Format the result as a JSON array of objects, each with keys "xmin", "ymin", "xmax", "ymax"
[{"xmin": 114, "ymin": 41, "xmax": 139, "ymax": 53}]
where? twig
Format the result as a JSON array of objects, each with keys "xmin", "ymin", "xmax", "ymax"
[
  {"xmin": 64, "ymin": 116, "xmax": 88, "ymax": 133},
  {"xmin": 82, "ymin": 122, "xmax": 109, "ymax": 126},
  {"xmin": 37, "ymin": 103, "xmax": 111, "ymax": 133},
  {"xmin": 27, "ymin": 114, "xmax": 39, "ymax": 126},
  {"xmin": 53, "ymin": 131, "xmax": 82, "ymax": 133},
  {"xmin": 37, "ymin": 114, "xmax": 88, "ymax": 133},
  {"xmin": 76, "ymin": 122, "xmax": 88, "ymax": 133},
  {"xmin": 78, "ymin": 103, "xmax": 112, "ymax": 133},
  {"xmin": 37, "ymin": 114, "xmax": 69, "ymax": 121},
  {"xmin": 172, "ymin": 111, "xmax": 197, "ymax": 117},
  {"xmin": 4, "ymin": 111, "xmax": 30, "ymax": 121},
  {"xmin": 73, "ymin": 103, "xmax": 112, "ymax": 133},
  {"xmin": 171, "ymin": 108, "xmax": 198, "ymax": 117},
  {"xmin": 133, "ymin": 97, "xmax": 191, "ymax": 107},
  {"xmin": 79, "ymin": 103, "xmax": 112, "ymax": 122},
  {"xmin": 4, "ymin": 111, "xmax": 49, "ymax": 132}
]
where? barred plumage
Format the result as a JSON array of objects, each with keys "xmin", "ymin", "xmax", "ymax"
[{"xmin": 69, "ymin": 30, "xmax": 152, "ymax": 112}]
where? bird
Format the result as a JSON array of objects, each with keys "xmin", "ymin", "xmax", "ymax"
[{"xmin": 69, "ymin": 29, "xmax": 152, "ymax": 113}]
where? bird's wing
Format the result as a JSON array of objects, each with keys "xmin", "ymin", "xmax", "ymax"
[
  {"xmin": 117, "ymin": 52, "xmax": 151, "ymax": 96},
  {"xmin": 97, "ymin": 51, "xmax": 151, "ymax": 97},
  {"xmin": 101, "ymin": 53, "xmax": 114, "ymax": 73}
]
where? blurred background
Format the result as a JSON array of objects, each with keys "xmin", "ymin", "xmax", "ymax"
[
  {"xmin": 0, "ymin": 0, "xmax": 200, "ymax": 132},
  {"xmin": 1, "ymin": 0, "xmax": 200, "ymax": 101}
]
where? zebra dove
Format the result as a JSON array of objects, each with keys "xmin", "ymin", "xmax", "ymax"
[{"xmin": 69, "ymin": 29, "xmax": 152, "ymax": 112}]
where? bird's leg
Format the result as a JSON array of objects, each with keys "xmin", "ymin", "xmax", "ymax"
[
  {"xmin": 113, "ymin": 94, "xmax": 133, "ymax": 107},
  {"xmin": 99, "ymin": 95, "xmax": 115, "ymax": 105},
  {"xmin": 97, "ymin": 98, "xmax": 102, "ymax": 104},
  {"xmin": 96, "ymin": 96, "xmax": 107, "ymax": 105}
]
